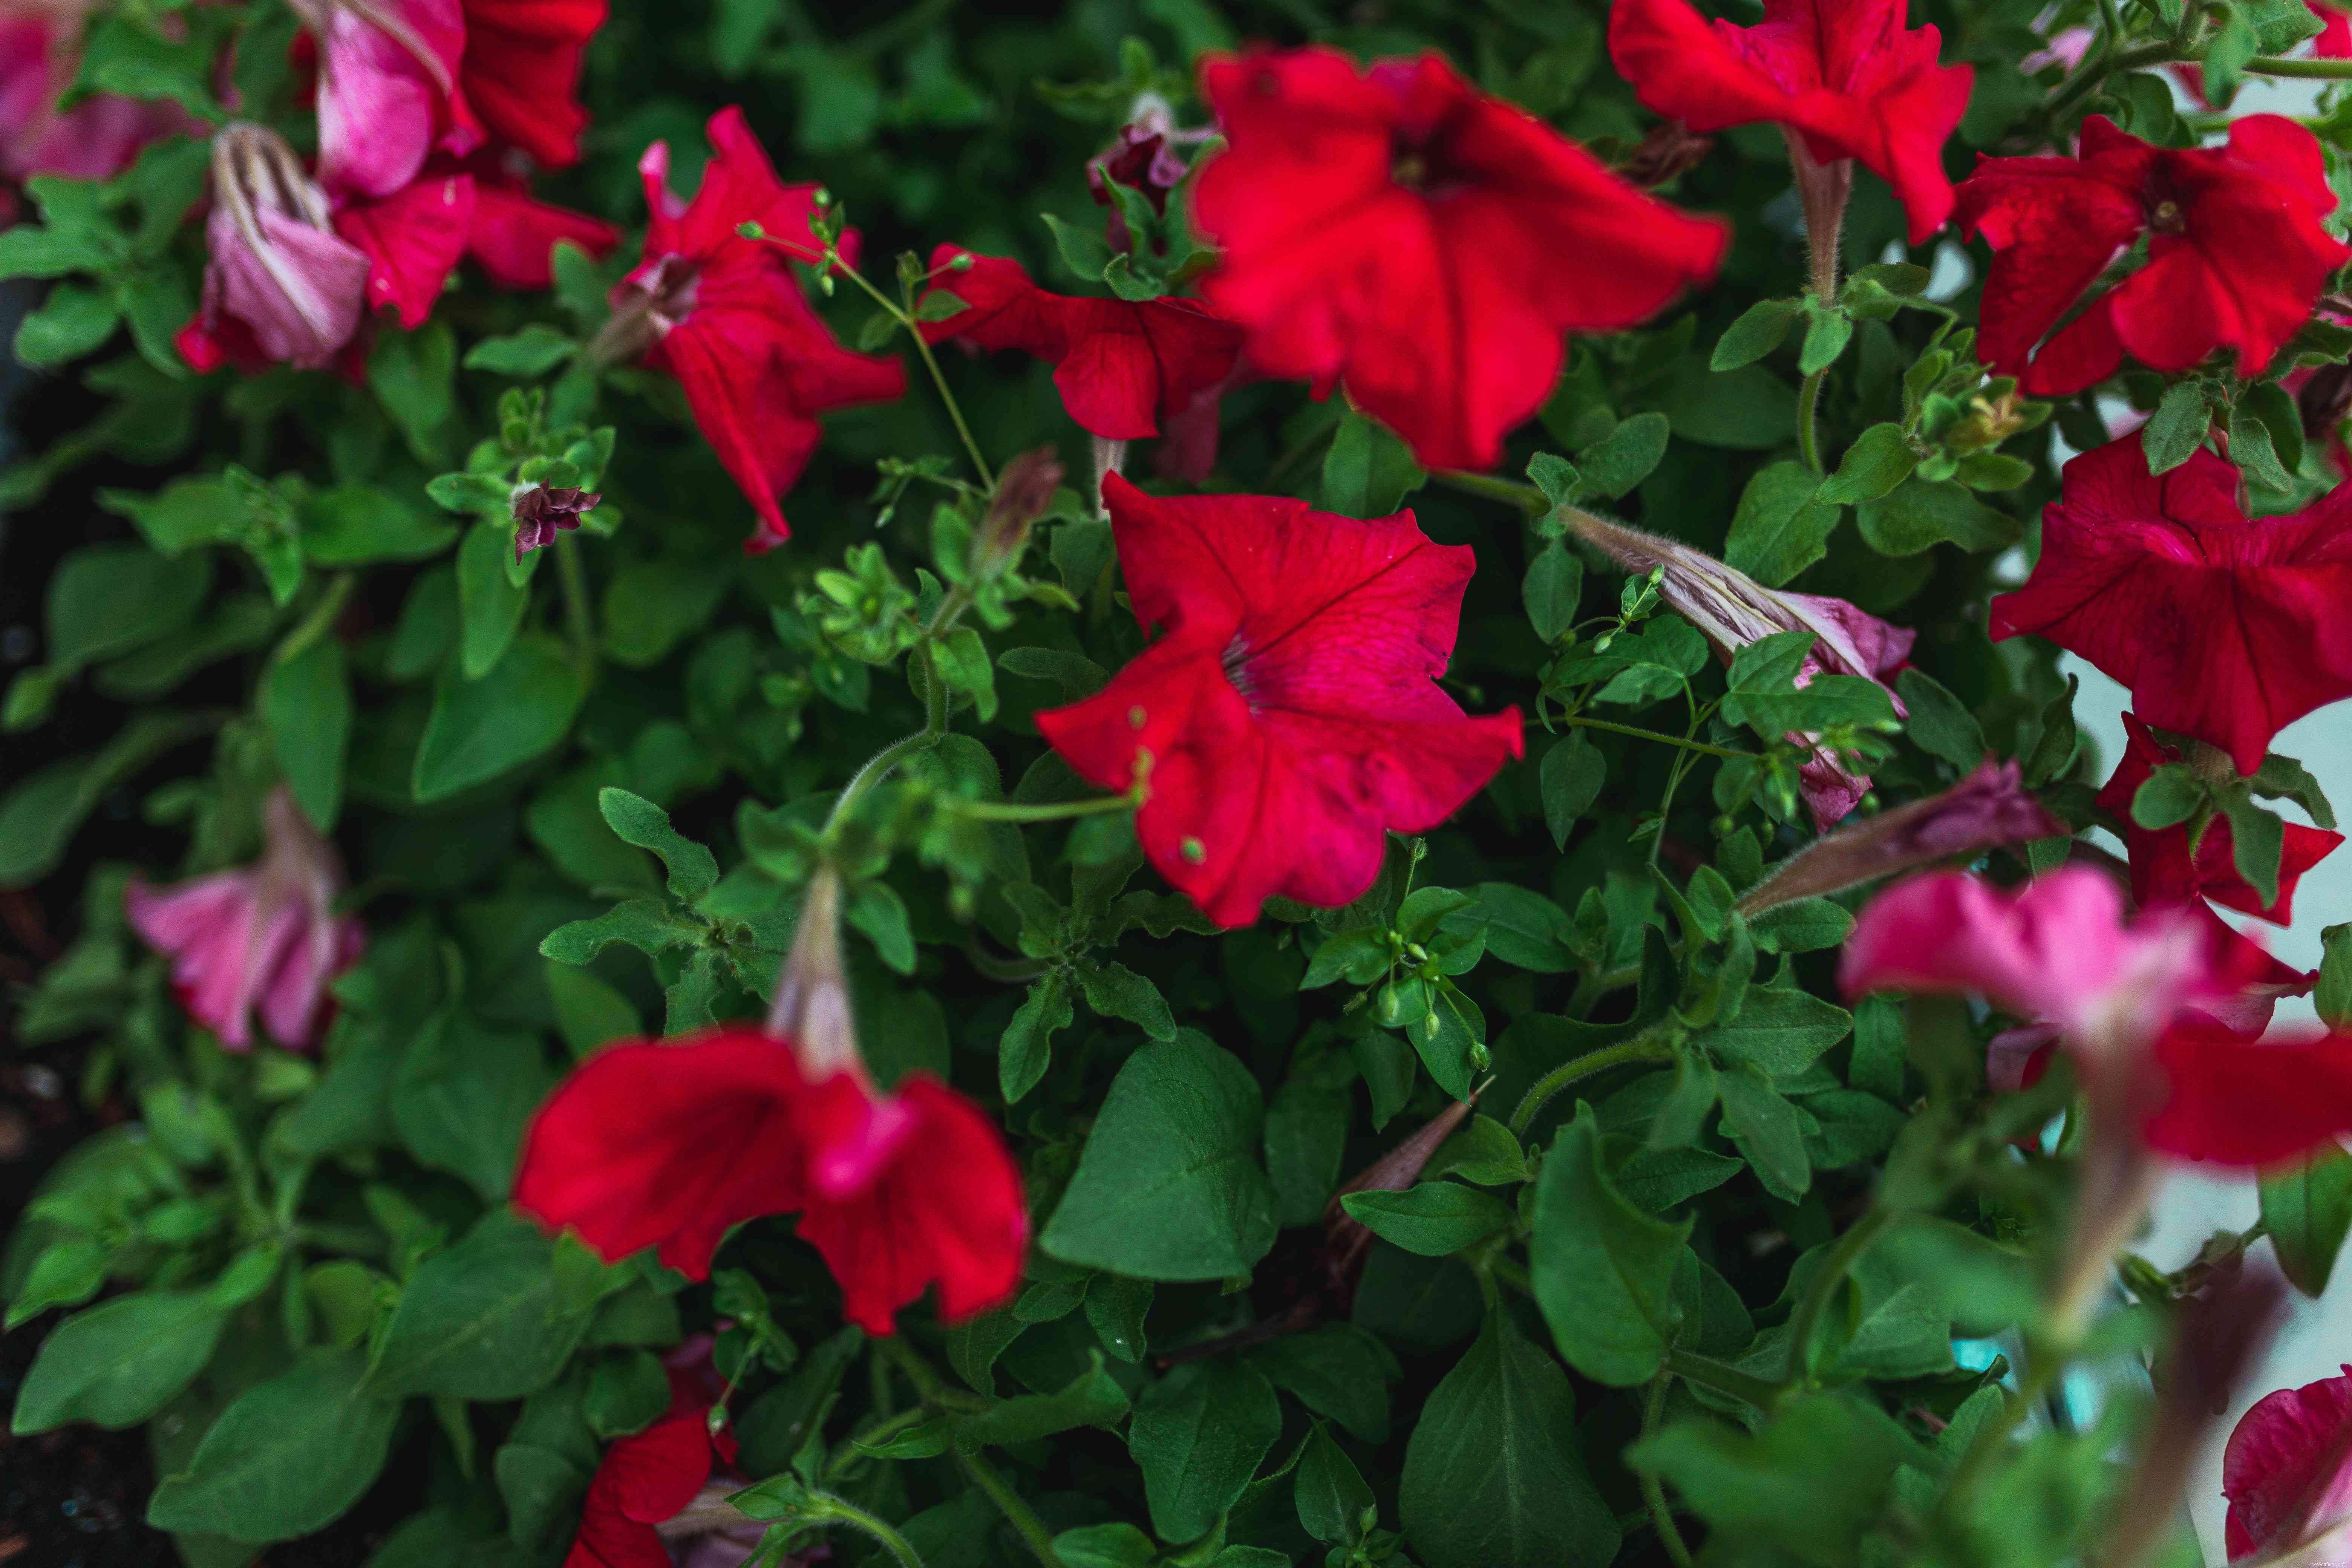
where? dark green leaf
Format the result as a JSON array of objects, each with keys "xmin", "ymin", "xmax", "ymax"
[
  {"xmin": 1897, "ymin": 666, "xmax": 1985, "ymax": 771},
  {"xmin": 1321, "ymin": 412, "xmax": 1425, "ymax": 518},
  {"xmin": 1128, "ymin": 1360, "xmax": 1282, "ymax": 1544},
  {"xmin": 1725, "ymin": 460, "xmax": 1840, "ymax": 587},
  {"xmin": 412, "ymin": 633, "xmax": 586, "ymax": 801},
  {"xmin": 11, "ymin": 1289, "xmax": 226, "ymax": 1432},
  {"xmin": 1529, "ymin": 1105, "xmax": 1689, "ymax": 1385},
  {"xmin": 2262, "ymin": 1145, "xmax": 2352, "ymax": 1296},
  {"xmin": 1340, "ymin": 1182, "xmax": 1516, "ymax": 1257},
  {"xmin": 147, "ymin": 1350, "xmax": 397, "ymax": 1545}
]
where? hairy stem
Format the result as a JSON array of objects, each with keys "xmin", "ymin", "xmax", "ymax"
[
  {"xmin": 1509, "ymin": 1031, "xmax": 1677, "ymax": 1136},
  {"xmin": 954, "ymin": 1451, "xmax": 1066, "ymax": 1568},
  {"xmin": 1643, "ymin": 1366, "xmax": 1697, "ymax": 1568},
  {"xmin": 807, "ymin": 1492, "xmax": 927, "ymax": 1568},
  {"xmin": 1431, "ymin": 469, "xmax": 1549, "ymax": 513},
  {"xmin": 1797, "ymin": 368, "xmax": 1827, "ymax": 473},
  {"xmin": 1560, "ymin": 714, "xmax": 1757, "ymax": 759}
]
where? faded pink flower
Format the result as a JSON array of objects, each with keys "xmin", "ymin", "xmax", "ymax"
[
  {"xmin": 127, "ymin": 786, "xmax": 367, "ymax": 1052},
  {"xmin": 1570, "ymin": 509, "xmax": 1914, "ymax": 830},
  {"xmin": 0, "ymin": 9, "xmax": 193, "ymax": 187},
  {"xmin": 2226, "ymin": 1366, "xmax": 2352, "ymax": 1565},
  {"xmin": 288, "ymin": 0, "xmax": 468, "ymax": 200},
  {"xmin": 177, "ymin": 124, "xmax": 371, "ymax": 373}
]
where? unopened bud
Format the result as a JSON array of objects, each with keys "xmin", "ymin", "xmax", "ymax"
[
  {"xmin": 511, "ymin": 484, "xmax": 602, "ymax": 562},
  {"xmin": 974, "ymin": 446, "xmax": 1064, "ymax": 580},
  {"xmin": 737, "ymin": 220, "xmax": 765, "ymax": 240},
  {"xmin": 768, "ymin": 868, "xmax": 859, "ymax": 1080}
]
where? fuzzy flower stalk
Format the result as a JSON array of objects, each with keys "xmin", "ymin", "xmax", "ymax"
[
  {"xmin": 514, "ymin": 867, "xmax": 1027, "ymax": 1334},
  {"xmin": 127, "ymin": 785, "xmax": 368, "ymax": 1053},
  {"xmin": 1568, "ymin": 507, "xmax": 1913, "ymax": 831}
]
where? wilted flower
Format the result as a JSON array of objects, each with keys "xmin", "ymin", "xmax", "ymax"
[
  {"xmin": 513, "ymin": 482, "xmax": 601, "ymax": 560},
  {"xmin": 1571, "ymin": 508, "xmax": 1914, "ymax": 831},
  {"xmin": 1735, "ymin": 759, "xmax": 2066, "ymax": 915},
  {"xmin": 126, "ymin": 785, "xmax": 368, "ymax": 1053},
  {"xmin": 2225, "ymin": 1364, "xmax": 2352, "ymax": 1565},
  {"xmin": 971, "ymin": 446, "xmax": 1062, "ymax": 581},
  {"xmin": 1087, "ymin": 93, "xmax": 1190, "ymax": 250},
  {"xmin": 177, "ymin": 124, "xmax": 373, "ymax": 373}
]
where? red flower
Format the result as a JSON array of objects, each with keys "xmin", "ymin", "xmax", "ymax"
[
  {"xmin": 292, "ymin": 0, "xmax": 467, "ymax": 200},
  {"xmin": 1608, "ymin": 0, "xmax": 1974, "ymax": 243},
  {"xmin": 2224, "ymin": 1366, "xmax": 2352, "ymax": 1563},
  {"xmin": 1191, "ymin": 47, "xmax": 1725, "ymax": 472},
  {"xmin": 333, "ymin": 171, "xmax": 475, "ymax": 330},
  {"xmin": 464, "ymin": 172, "xmax": 618, "ymax": 287},
  {"xmin": 2144, "ymin": 1020, "xmax": 2352, "ymax": 1167},
  {"xmin": 2096, "ymin": 714, "xmax": 2343, "ymax": 923},
  {"xmin": 1954, "ymin": 115, "xmax": 2349, "ymax": 397},
  {"xmin": 453, "ymin": 0, "xmax": 604, "ymax": 171},
  {"xmin": 1034, "ymin": 475, "xmax": 1524, "ymax": 927},
  {"xmin": 1990, "ymin": 434, "xmax": 2352, "ymax": 777},
  {"xmin": 917, "ymin": 246, "xmax": 1244, "ymax": 478},
  {"xmin": 566, "ymin": 1409, "xmax": 733, "ymax": 1568},
  {"xmin": 606, "ymin": 108, "xmax": 905, "ymax": 551}
]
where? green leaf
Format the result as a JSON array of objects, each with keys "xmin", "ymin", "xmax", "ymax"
[
  {"xmin": 1798, "ymin": 308, "xmax": 1854, "ymax": 375},
  {"xmin": 1529, "ymin": 1104, "xmax": 1690, "ymax": 1385},
  {"xmin": 11, "ymin": 1289, "xmax": 226, "ymax": 1432},
  {"xmin": 2262, "ymin": 1145, "xmax": 2352, "ymax": 1296},
  {"xmin": 1295, "ymin": 1423, "xmax": 1375, "ymax": 1546},
  {"xmin": 1041, "ymin": 1034, "xmax": 1280, "ymax": 1281},
  {"xmin": 1041, "ymin": 210, "xmax": 1115, "ymax": 282},
  {"xmin": 147, "ymin": 1350, "xmax": 397, "ymax": 1545},
  {"xmin": 2131, "ymin": 763, "xmax": 2205, "ymax": 830},
  {"xmin": 1128, "ymin": 1360, "xmax": 1282, "ymax": 1544},
  {"xmin": 0, "ymin": 711, "xmax": 219, "ymax": 887},
  {"xmin": 2221, "ymin": 792, "xmax": 2287, "ymax": 911},
  {"xmin": 1424, "ymin": 1112, "xmax": 1529, "ymax": 1186},
  {"xmin": 299, "ymin": 485, "xmax": 456, "ymax": 565},
  {"xmin": 365, "ymin": 1212, "xmax": 607, "ymax": 1400},
  {"xmin": 1522, "ymin": 541, "xmax": 1583, "ymax": 643},
  {"xmin": 1725, "ymin": 460, "xmax": 1840, "ymax": 587},
  {"xmin": 1398, "ymin": 1307, "xmax": 1620, "ymax": 1568},
  {"xmin": 2205, "ymin": 2, "xmax": 2259, "ymax": 104},
  {"xmin": 16, "ymin": 280, "xmax": 120, "ymax": 366},
  {"xmin": 1749, "ymin": 899, "xmax": 1855, "ymax": 954},
  {"xmin": 1340, "ymin": 1182, "xmax": 1516, "ymax": 1257},
  {"xmin": 2143, "ymin": 381, "xmax": 2212, "ymax": 474},
  {"xmin": 1896, "ymin": 667, "xmax": 1985, "ymax": 772},
  {"xmin": 597, "ymin": 788, "xmax": 719, "ymax": 904},
  {"xmin": 261, "ymin": 635, "xmax": 352, "ymax": 833},
  {"xmin": 1574, "ymin": 412, "xmax": 1671, "ymax": 499},
  {"xmin": 1719, "ymin": 1063, "xmax": 1812, "ymax": 1200},
  {"xmin": 540, "ymin": 899, "xmax": 703, "ymax": 964},
  {"xmin": 1321, "ymin": 412, "xmax": 1426, "ymax": 518},
  {"xmin": 1615, "ymin": 1145, "xmax": 1744, "ymax": 1213},
  {"xmin": 369, "ymin": 319, "xmax": 458, "ymax": 465},
  {"xmin": 1247, "ymin": 1324, "xmax": 1398, "ymax": 1442},
  {"xmin": 2230, "ymin": 400, "xmax": 2295, "ymax": 490},
  {"xmin": 954, "ymin": 1353, "xmax": 1130, "ymax": 1451},
  {"xmin": 412, "ymin": 633, "xmax": 586, "ymax": 801},
  {"xmin": 1854, "ymin": 479, "xmax": 2016, "ymax": 556},
  {"xmin": 1540, "ymin": 732, "xmax": 1605, "ymax": 851},
  {"xmin": 1710, "ymin": 299, "xmax": 1801, "ymax": 371},
  {"xmin": 1818, "ymin": 422, "xmax": 1920, "ymax": 506},
  {"xmin": 2319, "ymin": 924, "xmax": 2352, "ymax": 1028},
  {"xmin": 1053, "ymin": 1523, "xmax": 1158, "ymax": 1568},
  {"xmin": 47, "ymin": 542, "xmax": 211, "ymax": 669},
  {"xmin": 463, "ymin": 324, "xmax": 577, "ymax": 378},
  {"xmin": 1631, "ymin": 1393, "xmax": 1921, "ymax": 1562},
  {"xmin": 457, "ymin": 520, "xmax": 530, "ymax": 679},
  {"xmin": 1079, "ymin": 960, "xmax": 1178, "ymax": 1040},
  {"xmin": 1000, "ymin": 969, "xmax": 1074, "ymax": 1104},
  {"xmin": 391, "ymin": 1015, "xmax": 556, "ymax": 1203}
]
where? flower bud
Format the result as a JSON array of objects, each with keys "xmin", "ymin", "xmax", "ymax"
[
  {"xmin": 767, "ymin": 867, "xmax": 858, "ymax": 1081},
  {"xmin": 182, "ymin": 124, "xmax": 372, "ymax": 373},
  {"xmin": 511, "ymin": 484, "xmax": 602, "ymax": 561},
  {"xmin": 974, "ymin": 446, "xmax": 1064, "ymax": 580}
]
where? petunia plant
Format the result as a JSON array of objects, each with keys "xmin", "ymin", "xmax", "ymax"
[{"xmin": 12, "ymin": 0, "xmax": 2352, "ymax": 1565}]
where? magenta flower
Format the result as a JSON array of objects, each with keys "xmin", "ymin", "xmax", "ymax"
[
  {"xmin": 2225, "ymin": 1366, "xmax": 2352, "ymax": 1565},
  {"xmin": 289, "ymin": 0, "xmax": 467, "ymax": 200},
  {"xmin": 126, "ymin": 787, "xmax": 367, "ymax": 1053},
  {"xmin": 177, "ymin": 124, "xmax": 372, "ymax": 374}
]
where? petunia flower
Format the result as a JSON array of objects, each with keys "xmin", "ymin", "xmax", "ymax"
[
  {"xmin": 1569, "ymin": 508, "xmax": 1914, "ymax": 831},
  {"xmin": 461, "ymin": 162, "xmax": 620, "ymax": 288},
  {"xmin": 514, "ymin": 871, "xmax": 1027, "ymax": 1334},
  {"xmin": 566, "ymin": 1405, "xmax": 760, "ymax": 1568},
  {"xmin": 453, "ymin": 0, "xmax": 604, "ymax": 173},
  {"xmin": 916, "ymin": 246, "xmax": 1244, "ymax": 479},
  {"xmin": 177, "ymin": 123, "xmax": 373, "ymax": 374},
  {"xmin": 2224, "ymin": 1366, "xmax": 2352, "ymax": 1565},
  {"xmin": 1989, "ymin": 434, "xmax": 2352, "ymax": 777},
  {"xmin": 332, "ymin": 169, "xmax": 475, "ymax": 329},
  {"xmin": 1608, "ymin": 0, "xmax": 1974, "ymax": 245},
  {"xmin": 1954, "ymin": 115, "xmax": 2349, "ymax": 397},
  {"xmin": 0, "ymin": 10, "xmax": 193, "ymax": 188},
  {"xmin": 1191, "ymin": 47, "xmax": 1726, "ymax": 473},
  {"xmin": 2096, "ymin": 715, "xmax": 2343, "ymax": 926},
  {"xmin": 1033, "ymin": 475, "xmax": 1524, "ymax": 927},
  {"xmin": 1733, "ymin": 759, "xmax": 2066, "ymax": 915},
  {"xmin": 591, "ymin": 107, "xmax": 905, "ymax": 552},
  {"xmin": 513, "ymin": 483, "xmax": 602, "ymax": 559},
  {"xmin": 126, "ymin": 785, "xmax": 368, "ymax": 1053},
  {"xmin": 287, "ymin": 0, "xmax": 466, "ymax": 201},
  {"xmin": 1087, "ymin": 95, "xmax": 1192, "ymax": 251}
]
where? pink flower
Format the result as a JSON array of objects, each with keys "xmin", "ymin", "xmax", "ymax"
[
  {"xmin": 0, "ymin": 10, "xmax": 192, "ymax": 187},
  {"xmin": 126, "ymin": 786, "xmax": 367, "ymax": 1053},
  {"xmin": 177, "ymin": 123, "xmax": 373, "ymax": 373},
  {"xmin": 288, "ymin": 0, "xmax": 467, "ymax": 200},
  {"xmin": 2225, "ymin": 1367, "xmax": 2352, "ymax": 1565},
  {"xmin": 1034, "ymin": 476, "xmax": 1524, "ymax": 927}
]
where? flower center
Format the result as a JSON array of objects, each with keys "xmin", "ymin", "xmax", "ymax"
[
  {"xmin": 1220, "ymin": 632, "xmax": 1257, "ymax": 705},
  {"xmin": 2149, "ymin": 198, "xmax": 2186, "ymax": 235},
  {"xmin": 1390, "ymin": 150, "xmax": 1429, "ymax": 189}
]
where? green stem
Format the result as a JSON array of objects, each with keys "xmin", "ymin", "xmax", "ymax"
[
  {"xmin": 876, "ymin": 1335, "xmax": 989, "ymax": 1413},
  {"xmin": 808, "ymin": 1492, "xmax": 927, "ymax": 1568},
  {"xmin": 555, "ymin": 533, "xmax": 597, "ymax": 682},
  {"xmin": 799, "ymin": 249, "xmax": 996, "ymax": 490},
  {"xmin": 1431, "ymin": 469, "xmax": 1548, "ymax": 513},
  {"xmin": 1560, "ymin": 715, "xmax": 1756, "ymax": 760},
  {"xmin": 935, "ymin": 790, "xmax": 1138, "ymax": 823},
  {"xmin": 274, "ymin": 572, "xmax": 355, "ymax": 667},
  {"xmin": 2245, "ymin": 53, "xmax": 2352, "ymax": 75},
  {"xmin": 1508, "ymin": 1031, "xmax": 1677, "ymax": 1137},
  {"xmin": 2044, "ymin": 40, "xmax": 2191, "ymax": 122},
  {"xmin": 1663, "ymin": 1347, "xmax": 1782, "ymax": 1408},
  {"xmin": 954, "ymin": 1451, "xmax": 1065, "ymax": 1568},
  {"xmin": 1796, "ymin": 369, "xmax": 1826, "ymax": 474},
  {"xmin": 1642, "ymin": 1367, "xmax": 1696, "ymax": 1568},
  {"xmin": 1779, "ymin": 1205, "xmax": 1898, "ymax": 1388},
  {"xmin": 827, "ymin": 717, "xmax": 944, "ymax": 836}
]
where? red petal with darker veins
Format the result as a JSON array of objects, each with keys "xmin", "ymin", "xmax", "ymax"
[{"xmin": 334, "ymin": 174, "xmax": 475, "ymax": 330}]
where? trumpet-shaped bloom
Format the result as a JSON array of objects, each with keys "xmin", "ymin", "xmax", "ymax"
[
  {"xmin": 126, "ymin": 787, "xmax": 367, "ymax": 1052},
  {"xmin": 1989, "ymin": 435, "xmax": 2352, "ymax": 776},
  {"xmin": 2145, "ymin": 1021, "xmax": 2352, "ymax": 1166},
  {"xmin": 455, "ymin": 0, "xmax": 603, "ymax": 170},
  {"xmin": 2096, "ymin": 715, "xmax": 2343, "ymax": 924},
  {"xmin": 1608, "ymin": 0, "xmax": 1974, "ymax": 242},
  {"xmin": 917, "ymin": 247, "xmax": 1244, "ymax": 469},
  {"xmin": 291, "ymin": 0, "xmax": 466, "ymax": 200},
  {"xmin": 178, "ymin": 124, "xmax": 372, "ymax": 373},
  {"xmin": 1034, "ymin": 476, "xmax": 1524, "ymax": 927},
  {"xmin": 611, "ymin": 108, "xmax": 906, "ymax": 551},
  {"xmin": 565, "ymin": 1404, "xmax": 741, "ymax": 1568},
  {"xmin": 1191, "ymin": 47, "xmax": 1726, "ymax": 472},
  {"xmin": 1954, "ymin": 115, "xmax": 2349, "ymax": 396},
  {"xmin": 2225, "ymin": 1366, "xmax": 2352, "ymax": 1564}
]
